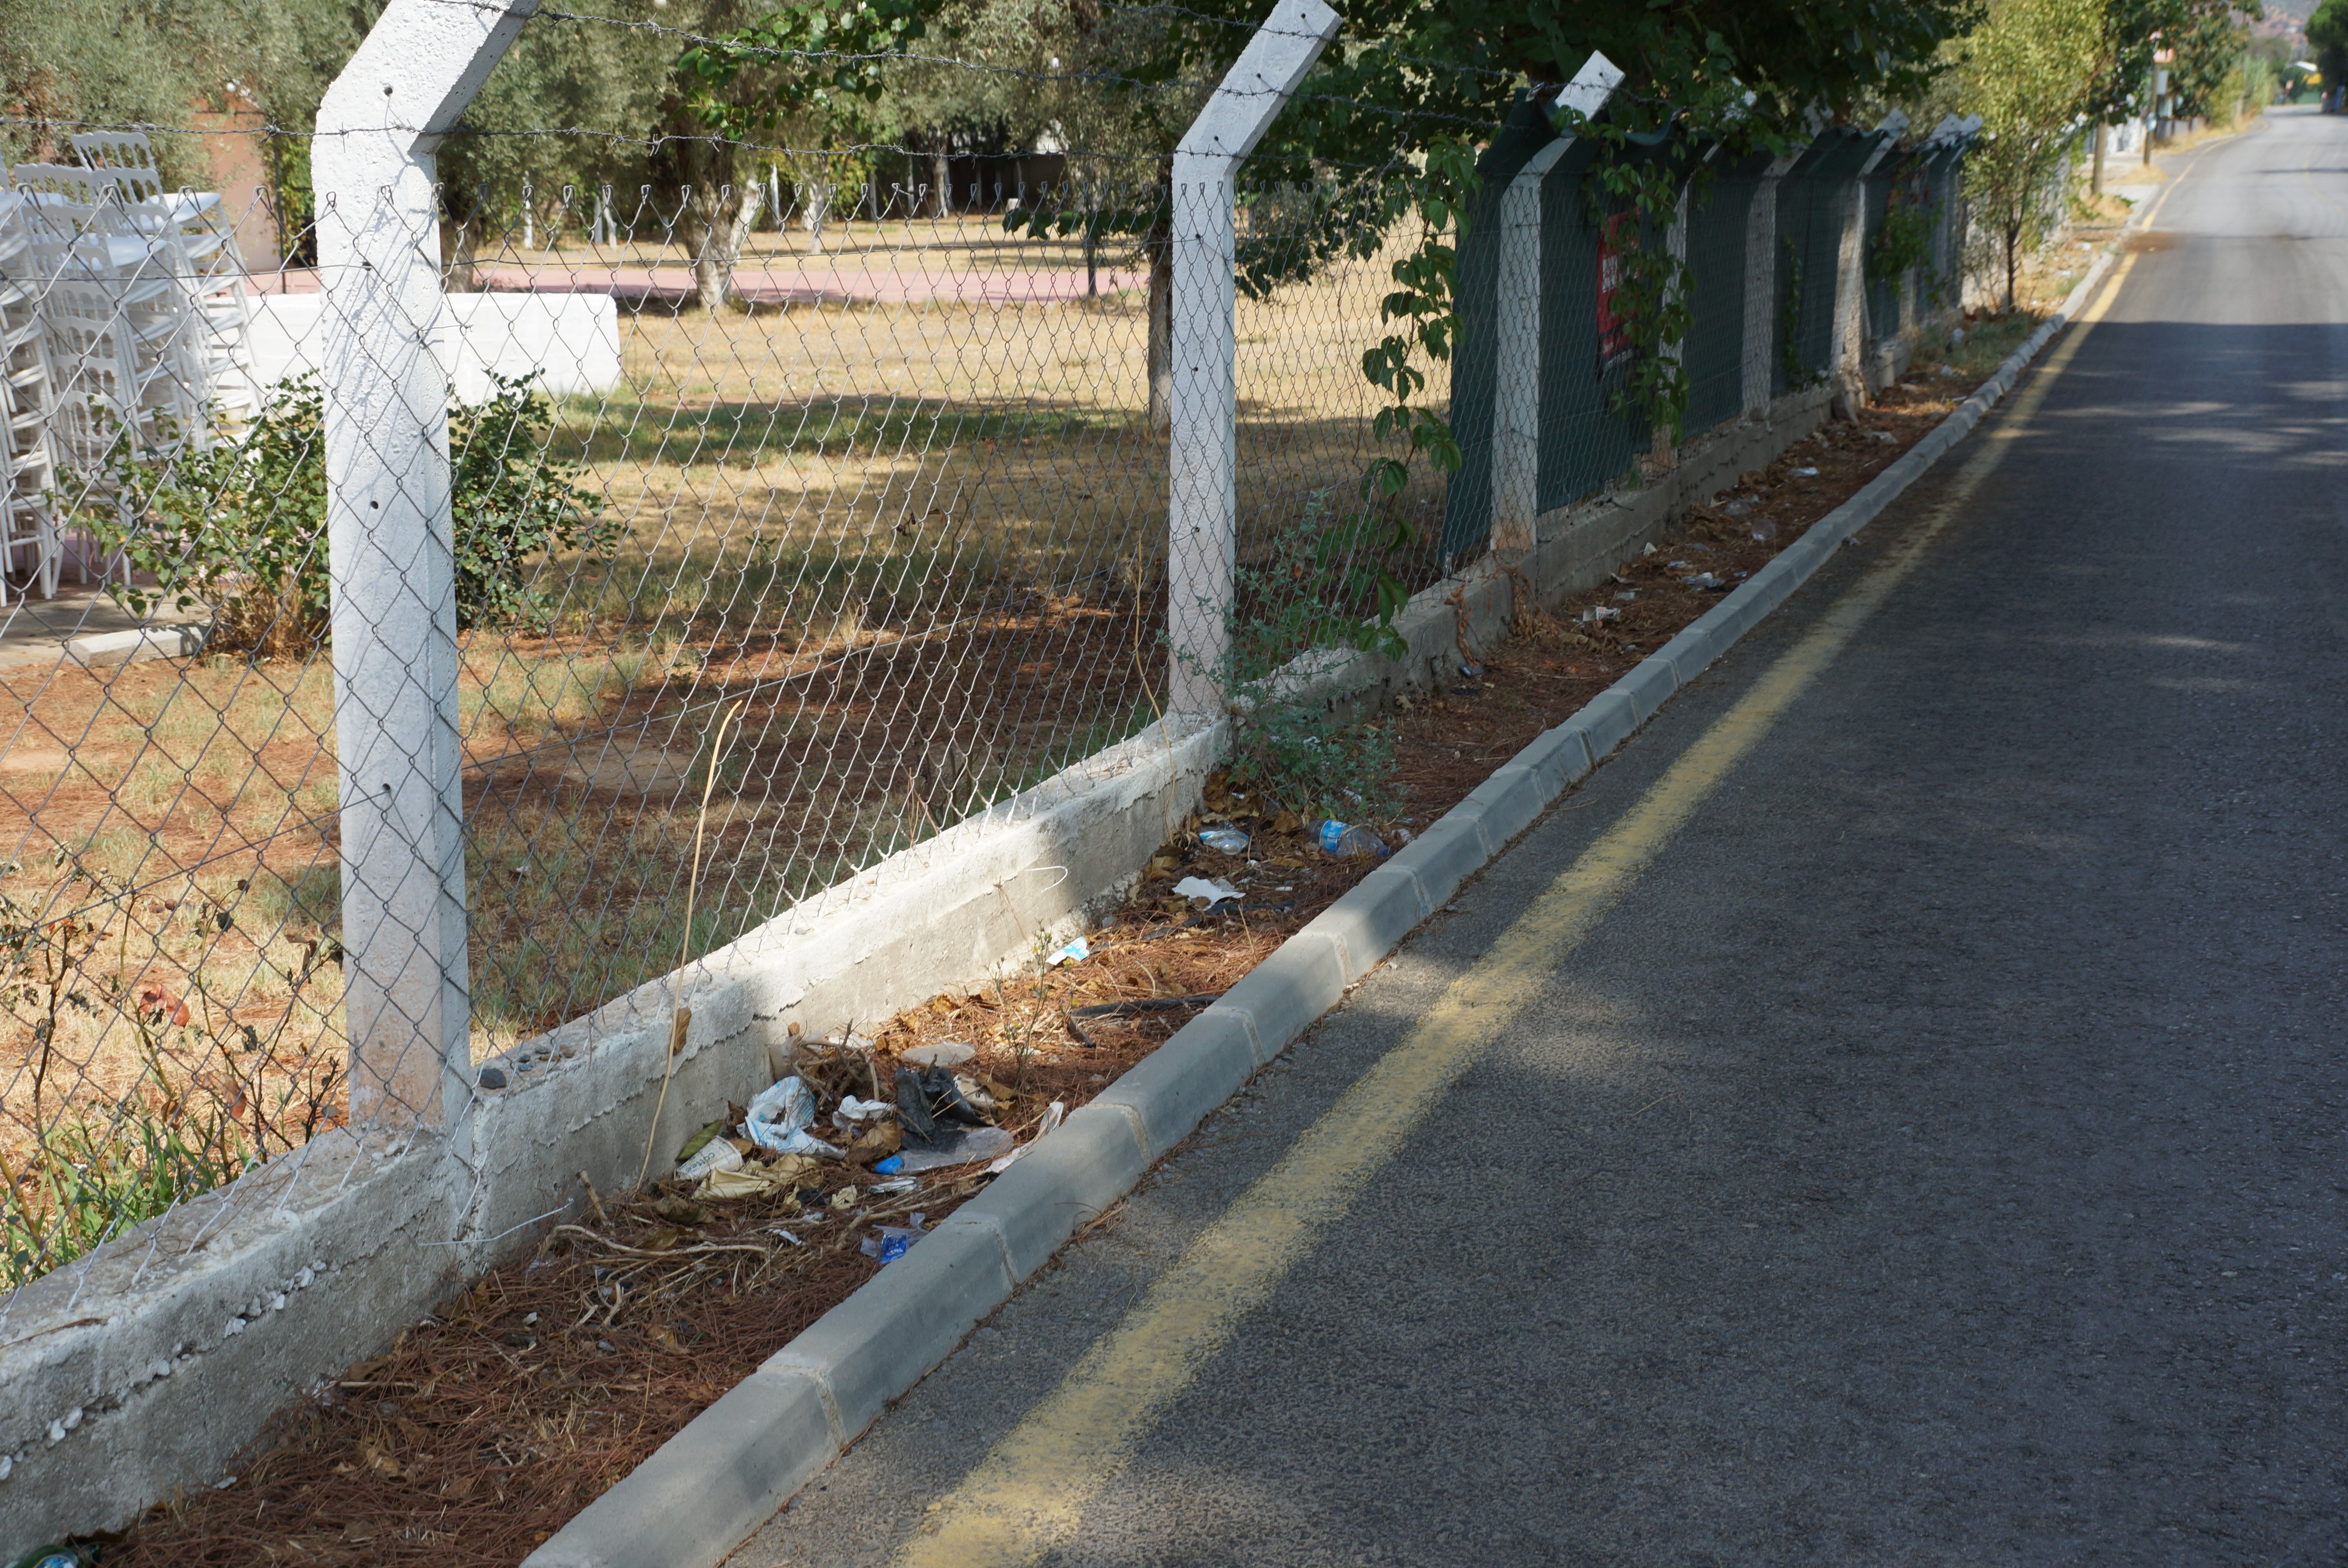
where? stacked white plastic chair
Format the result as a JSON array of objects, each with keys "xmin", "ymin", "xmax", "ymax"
[
  {"xmin": 0, "ymin": 197, "xmax": 61, "ymax": 600},
  {"xmin": 7, "ymin": 163, "xmax": 207, "ymax": 589},
  {"xmin": 71, "ymin": 132, "xmax": 257, "ymax": 422},
  {"xmin": 0, "ymin": 135, "xmax": 258, "ymax": 601}
]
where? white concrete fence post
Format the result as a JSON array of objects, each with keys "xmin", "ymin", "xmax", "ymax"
[
  {"xmin": 1832, "ymin": 114, "xmax": 1906, "ymax": 411},
  {"xmin": 1489, "ymin": 55, "xmax": 1623, "ymax": 554},
  {"xmin": 313, "ymin": 0, "xmax": 538, "ymax": 1130},
  {"xmin": 1165, "ymin": 0, "xmax": 1342, "ymax": 717}
]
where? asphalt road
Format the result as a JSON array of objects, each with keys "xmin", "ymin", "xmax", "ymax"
[{"xmin": 732, "ymin": 109, "xmax": 2348, "ymax": 1566}]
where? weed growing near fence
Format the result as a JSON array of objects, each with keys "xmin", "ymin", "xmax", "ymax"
[
  {"xmin": 1217, "ymin": 491, "xmax": 1404, "ymax": 823},
  {"xmin": 79, "ymin": 373, "xmax": 616, "ymax": 653},
  {"xmin": 0, "ymin": 858, "xmax": 347, "ymax": 1286}
]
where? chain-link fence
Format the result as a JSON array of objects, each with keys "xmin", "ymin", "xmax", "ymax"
[
  {"xmin": 0, "ymin": 2, "xmax": 1498, "ymax": 1291},
  {"xmin": 1445, "ymin": 112, "xmax": 1973, "ymax": 562},
  {"xmin": 0, "ymin": 1, "xmax": 1975, "ymax": 1298}
]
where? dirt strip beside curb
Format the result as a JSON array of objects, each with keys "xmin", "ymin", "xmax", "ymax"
[{"xmin": 523, "ymin": 251, "xmax": 2121, "ymax": 1568}]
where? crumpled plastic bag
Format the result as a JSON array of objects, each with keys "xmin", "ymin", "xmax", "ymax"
[
  {"xmin": 894, "ymin": 1065, "xmax": 991, "ymax": 1149},
  {"xmin": 744, "ymin": 1076, "xmax": 843, "ymax": 1158},
  {"xmin": 831, "ymin": 1094, "xmax": 895, "ymax": 1132}
]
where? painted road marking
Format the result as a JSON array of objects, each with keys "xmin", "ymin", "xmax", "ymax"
[{"xmin": 887, "ymin": 259, "xmax": 2138, "ymax": 1568}]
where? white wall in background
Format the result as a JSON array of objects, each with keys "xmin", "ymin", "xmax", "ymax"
[{"xmin": 246, "ymin": 291, "xmax": 621, "ymax": 403}]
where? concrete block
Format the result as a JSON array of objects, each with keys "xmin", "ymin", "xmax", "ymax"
[
  {"xmin": 944, "ymin": 1106, "xmax": 1147, "ymax": 1279},
  {"xmin": 1516, "ymin": 723, "xmax": 1594, "ymax": 797},
  {"xmin": 1091, "ymin": 1009, "xmax": 1262, "ymax": 1160},
  {"xmin": 1211, "ymin": 932, "xmax": 1351, "ymax": 1061},
  {"xmin": 1660, "ymin": 621, "xmax": 1718, "ymax": 686},
  {"xmin": 1575, "ymin": 689, "xmax": 1639, "ymax": 762},
  {"xmin": 1385, "ymin": 816, "xmax": 1489, "ymax": 912},
  {"xmin": 1690, "ymin": 575, "xmax": 1773, "ymax": 652},
  {"xmin": 762, "ymin": 1221, "xmax": 1015, "ymax": 1438},
  {"xmin": 523, "ymin": 1366, "xmax": 835, "ymax": 1568},
  {"xmin": 1458, "ymin": 763, "xmax": 1546, "ymax": 848},
  {"xmin": 1613, "ymin": 656, "xmax": 1680, "ymax": 724},
  {"xmin": 1307, "ymin": 864, "xmax": 1429, "ymax": 982}
]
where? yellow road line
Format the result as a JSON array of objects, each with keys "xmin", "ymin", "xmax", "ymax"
[
  {"xmin": 888, "ymin": 259, "xmax": 2137, "ymax": 1568},
  {"xmin": 2139, "ymin": 121, "xmax": 2226, "ymax": 229}
]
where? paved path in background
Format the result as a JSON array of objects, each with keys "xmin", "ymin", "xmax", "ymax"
[
  {"xmin": 472, "ymin": 264, "xmax": 1149, "ymax": 306},
  {"xmin": 732, "ymin": 108, "xmax": 2348, "ymax": 1565}
]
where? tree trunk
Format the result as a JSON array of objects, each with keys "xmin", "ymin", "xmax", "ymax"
[
  {"xmin": 2002, "ymin": 220, "xmax": 2019, "ymax": 314},
  {"xmin": 805, "ymin": 179, "xmax": 831, "ymax": 254},
  {"xmin": 1145, "ymin": 169, "xmax": 1174, "ymax": 433},
  {"xmin": 442, "ymin": 216, "xmax": 482, "ymax": 293},
  {"xmin": 1146, "ymin": 232, "xmax": 1173, "ymax": 434},
  {"xmin": 689, "ymin": 182, "xmax": 763, "ymax": 312},
  {"xmin": 2092, "ymin": 122, "xmax": 2107, "ymax": 196},
  {"xmin": 931, "ymin": 145, "xmax": 950, "ymax": 217}
]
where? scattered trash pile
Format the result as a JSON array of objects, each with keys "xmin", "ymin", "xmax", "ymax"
[{"xmin": 668, "ymin": 1035, "xmax": 1067, "ymax": 1230}]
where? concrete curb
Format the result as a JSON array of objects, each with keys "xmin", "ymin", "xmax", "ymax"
[
  {"xmin": 0, "ymin": 622, "xmax": 208, "ymax": 675},
  {"xmin": 523, "ymin": 259, "xmax": 2118, "ymax": 1568}
]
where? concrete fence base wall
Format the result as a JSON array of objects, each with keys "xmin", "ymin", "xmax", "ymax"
[
  {"xmin": 0, "ymin": 383, "xmax": 1836, "ymax": 1546},
  {"xmin": 1287, "ymin": 384, "xmax": 1835, "ymax": 723}
]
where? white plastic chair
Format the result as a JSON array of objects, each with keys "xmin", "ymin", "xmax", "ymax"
[
  {"xmin": 0, "ymin": 203, "xmax": 61, "ymax": 599},
  {"xmin": 70, "ymin": 137, "xmax": 255, "ymax": 421}
]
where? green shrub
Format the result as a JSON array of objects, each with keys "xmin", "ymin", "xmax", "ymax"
[
  {"xmin": 448, "ymin": 372, "xmax": 621, "ymax": 628},
  {"xmin": 83, "ymin": 371, "xmax": 619, "ymax": 650},
  {"xmin": 92, "ymin": 376, "xmax": 331, "ymax": 657}
]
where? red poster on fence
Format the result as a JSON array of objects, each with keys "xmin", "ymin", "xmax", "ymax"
[{"xmin": 1596, "ymin": 210, "xmax": 1638, "ymax": 367}]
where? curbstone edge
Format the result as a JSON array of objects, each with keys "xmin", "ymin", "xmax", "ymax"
[
  {"xmin": 1209, "ymin": 932, "xmax": 1351, "ymax": 1060},
  {"xmin": 1382, "ymin": 816, "xmax": 1486, "ymax": 911},
  {"xmin": 1575, "ymin": 688, "xmax": 1639, "ymax": 760},
  {"xmin": 757, "ymin": 1221, "xmax": 1014, "ymax": 1438},
  {"xmin": 524, "ymin": 1368, "xmax": 836, "ymax": 1567},
  {"xmin": 1518, "ymin": 723, "xmax": 1594, "ymax": 797},
  {"xmin": 946, "ymin": 1105, "xmax": 1149, "ymax": 1279},
  {"xmin": 1091, "ymin": 1008, "xmax": 1263, "ymax": 1159},
  {"xmin": 1306, "ymin": 865, "xmax": 1429, "ymax": 983},
  {"xmin": 1613, "ymin": 656, "xmax": 1679, "ymax": 724},
  {"xmin": 1458, "ymin": 763, "xmax": 1547, "ymax": 848}
]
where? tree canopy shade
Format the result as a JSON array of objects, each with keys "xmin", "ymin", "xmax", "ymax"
[{"xmin": 2082, "ymin": 0, "xmax": 2260, "ymax": 125}]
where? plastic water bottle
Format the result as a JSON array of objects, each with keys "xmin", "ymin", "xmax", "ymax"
[{"xmin": 1316, "ymin": 819, "xmax": 1386, "ymax": 859}]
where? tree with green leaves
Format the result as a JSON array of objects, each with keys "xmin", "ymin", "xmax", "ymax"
[
  {"xmin": 992, "ymin": 0, "xmax": 1976, "ymax": 485},
  {"xmin": 0, "ymin": 0, "xmax": 376, "ymax": 261},
  {"xmin": 670, "ymin": 0, "xmax": 929, "ymax": 307},
  {"xmin": 1959, "ymin": 0, "xmax": 2108, "ymax": 312},
  {"xmin": 2313, "ymin": 0, "xmax": 2348, "ymax": 86}
]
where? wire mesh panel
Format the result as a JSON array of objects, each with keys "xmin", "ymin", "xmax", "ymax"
[
  {"xmin": 0, "ymin": 163, "xmax": 344, "ymax": 1288},
  {"xmin": 0, "ymin": 3, "xmax": 1506, "ymax": 1291},
  {"xmin": 1532, "ymin": 145, "xmax": 1641, "ymax": 514},
  {"xmin": 1440, "ymin": 97, "xmax": 1556, "ymax": 565},
  {"xmin": 1772, "ymin": 131, "xmax": 1873, "ymax": 394},
  {"xmin": 1863, "ymin": 154, "xmax": 1901, "ymax": 344},
  {"xmin": 1922, "ymin": 144, "xmax": 1969, "ymax": 311},
  {"xmin": 1678, "ymin": 151, "xmax": 1767, "ymax": 441}
]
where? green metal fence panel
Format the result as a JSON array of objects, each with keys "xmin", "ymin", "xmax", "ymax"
[
  {"xmin": 1680, "ymin": 152, "xmax": 1770, "ymax": 440},
  {"xmin": 1773, "ymin": 130, "xmax": 1875, "ymax": 394},
  {"xmin": 1441, "ymin": 96, "xmax": 1556, "ymax": 564}
]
